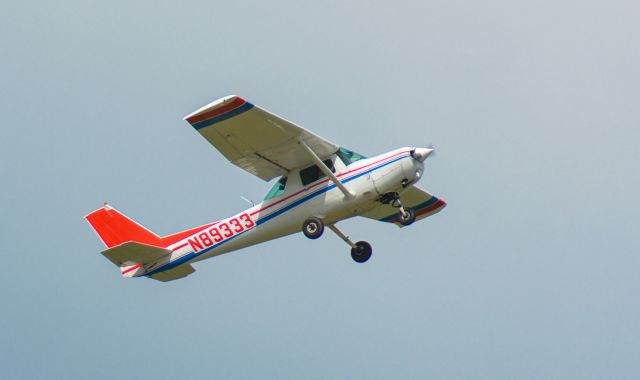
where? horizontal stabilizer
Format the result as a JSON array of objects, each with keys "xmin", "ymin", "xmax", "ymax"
[
  {"xmin": 101, "ymin": 242, "xmax": 171, "ymax": 267},
  {"xmin": 150, "ymin": 264, "xmax": 196, "ymax": 282}
]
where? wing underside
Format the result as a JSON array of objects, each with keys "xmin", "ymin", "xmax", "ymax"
[
  {"xmin": 360, "ymin": 186, "xmax": 447, "ymax": 226},
  {"xmin": 184, "ymin": 95, "xmax": 339, "ymax": 181}
]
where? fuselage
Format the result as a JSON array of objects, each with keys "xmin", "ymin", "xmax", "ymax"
[{"xmin": 140, "ymin": 147, "xmax": 423, "ymax": 277}]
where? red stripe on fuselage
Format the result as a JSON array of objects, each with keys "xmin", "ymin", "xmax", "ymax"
[
  {"xmin": 172, "ymin": 243, "xmax": 189, "ymax": 251},
  {"xmin": 250, "ymin": 150, "xmax": 411, "ymax": 217}
]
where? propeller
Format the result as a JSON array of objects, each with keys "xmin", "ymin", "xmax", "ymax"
[
  {"xmin": 410, "ymin": 145, "xmax": 437, "ymax": 162},
  {"xmin": 427, "ymin": 144, "xmax": 437, "ymax": 158}
]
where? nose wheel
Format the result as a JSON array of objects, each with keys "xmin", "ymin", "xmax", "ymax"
[
  {"xmin": 381, "ymin": 192, "xmax": 416, "ymax": 226},
  {"xmin": 398, "ymin": 208, "xmax": 416, "ymax": 226}
]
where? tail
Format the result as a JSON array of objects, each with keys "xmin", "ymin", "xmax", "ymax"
[
  {"xmin": 84, "ymin": 204, "xmax": 209, "ymax": 249},
  {"xmin": 85, "ymin": 204, "xmax": 206, "ymax": 281},
  {"xmin": 84, "ymin": 204, "xmax": 164, "ymax": 248}
]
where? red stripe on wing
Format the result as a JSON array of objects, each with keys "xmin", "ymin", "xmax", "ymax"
[{"xmin": 185, "ymin": 97, "xmax": 246, "ymax": 125}]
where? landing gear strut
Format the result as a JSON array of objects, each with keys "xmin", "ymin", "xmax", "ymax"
[
  {"xmin": 380, "ymin": 192, "xmax": 416, "ymax": 226},
  {"xmin": 303, "ymin": 218, "xmax": 372, "ymax": 263},
  {"xmin": 328, "ymin": 224, "xmax": 372, "ymax": 263}
]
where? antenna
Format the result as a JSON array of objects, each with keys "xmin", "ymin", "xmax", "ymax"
[{"xmin": 240, "ymin": 195, "xmax": 255, "ymax": 207}]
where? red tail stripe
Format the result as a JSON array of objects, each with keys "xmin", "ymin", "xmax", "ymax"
[{"xmin": 121, "ymin": 264, "xmax": 142, "ymax": 275}]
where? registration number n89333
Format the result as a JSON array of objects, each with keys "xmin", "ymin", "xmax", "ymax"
[{"xmin": 187, "ymin": 213, "xmax": 255, "ymax": 252}]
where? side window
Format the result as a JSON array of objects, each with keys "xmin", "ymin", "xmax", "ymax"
[
  {"xmin": 336, "ymin": 147, "xmax": 366, "ymax": 166},
  {"xmin": 300, "ymin": 159, "xmax": 335, "ymax": 186},
  {"xmin": 264, "ymin": 176, "xmax": 287, "ymax": 200}
]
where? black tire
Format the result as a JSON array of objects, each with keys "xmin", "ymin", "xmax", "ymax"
[
  {"xmin": 398, "ymin": 208, "xmax": 416, "ymax": 226},
  {"xmin": 351, "ymin": 241, "xmax": 372, "ymax": 263},
  {"xmin": 302, "ymin": 217, "xmax": 324, "ymax": 239}
]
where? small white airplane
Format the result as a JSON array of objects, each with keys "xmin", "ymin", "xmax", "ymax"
[{"xmin": 85, "ymin": 95, "xmax": 446, "ymax": 281}]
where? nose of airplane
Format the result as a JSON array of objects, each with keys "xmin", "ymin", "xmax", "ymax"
[{"xmin": 411, "ymin": 147, "xmax": 434, "ymax": 162}]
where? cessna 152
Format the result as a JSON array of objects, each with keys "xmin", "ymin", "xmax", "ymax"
[{"xmin": 85, "ymin": 95, "xmax": 446, "ymax": 281}]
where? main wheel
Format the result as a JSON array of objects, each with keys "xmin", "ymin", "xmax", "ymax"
[
  {"xmin": 351, "ymin": 241, "xmax": 372, "ymax": 263},
  {"xmin": 302, "ymin": 217, "xmax": 324, "ymax": 239},
  {"xmin": 398, "ymin": 208, "xmax": 416, "ymax": 226}
]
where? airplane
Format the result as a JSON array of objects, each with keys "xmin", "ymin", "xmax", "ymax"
[{"xmin": 85, "ymin": 95, "xmax": 446, "ymax": 282}]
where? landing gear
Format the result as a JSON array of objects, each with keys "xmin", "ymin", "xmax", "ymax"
[
  {"xmin": 302, "ymin": 217, "xmax": 324, "ymax": 239},
  {"xmin": 380, "ymin": 192, "xmax": 416, "ymax": 226},
  {"xmin": 398, "ymin": 208, "xmax": 416, "ymax": 226},
  {"xmin": 351, "ymin": 241, "xmax": 372, "ymax": 263},
  {"xmin": 303, "ymin": 218, "xmax": 373, "ymax": 263},
  {"xmin": 327, "ymin": 224, "xmax": 373, "ymax": 263}
]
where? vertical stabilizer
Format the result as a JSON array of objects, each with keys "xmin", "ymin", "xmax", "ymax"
[{"xmin": 85, "ymin": 204, "xmax": 163, "ymax": 248}]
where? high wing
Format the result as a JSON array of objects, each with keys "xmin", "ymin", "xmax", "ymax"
[
  {"xmin": 360, "ymin": 186, "xmax": 447, "ymax": 226},
  {"xmin": 184, "ymin": 95, "xmax": 339, "ymax": 181}
]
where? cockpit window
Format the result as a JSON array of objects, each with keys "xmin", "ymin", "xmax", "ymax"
[
  {"xmin": 300, "ymin": 159, "xmax": 335, "ymax": 186},
  {"xmin": 264, "ymin": 176, "xmax": 287, "ymax": 200},
  {"xmin": 336, "ymin": 147, "xmax": 366, "ymax": 166}
]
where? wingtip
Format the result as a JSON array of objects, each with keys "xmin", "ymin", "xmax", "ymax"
[
  {"xmin": 183, "ymin": 95, "xmax": 249, "ymax": 126},
  {"xmin": 83, "ymin": 202, "xmax": 114, "ymax": 220}
]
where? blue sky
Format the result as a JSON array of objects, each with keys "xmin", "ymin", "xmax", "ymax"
[{"xmin": 1, "ymin": 1, "xmax": 638, "ymax": 379}]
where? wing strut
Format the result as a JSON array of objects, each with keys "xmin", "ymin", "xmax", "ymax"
[{"xmin": 298, "ymin": 138, "xmax": 354, "ymax": 199}]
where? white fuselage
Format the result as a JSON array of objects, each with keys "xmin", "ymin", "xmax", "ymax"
[{"xmin": 142, "ymin": 148, "xmax": 423, "ymax": 277}]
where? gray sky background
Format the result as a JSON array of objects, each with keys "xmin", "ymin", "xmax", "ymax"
[{"xmin": 1, "ymin": 0, "xmax": 639, "ymax": 379}]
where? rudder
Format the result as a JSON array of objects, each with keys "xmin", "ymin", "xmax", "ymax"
[{"xmin": 85, "ymin": 204, "xmax": 216, "ymax": 249}]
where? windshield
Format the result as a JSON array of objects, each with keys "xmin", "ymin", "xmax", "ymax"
[
  {"xmin": 336, "ymin": 147, "xmax": 366, "ymax": 166},
  {"xmin": 264, "ymin": 176, "xmax": 287, "ymax": 200}
]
